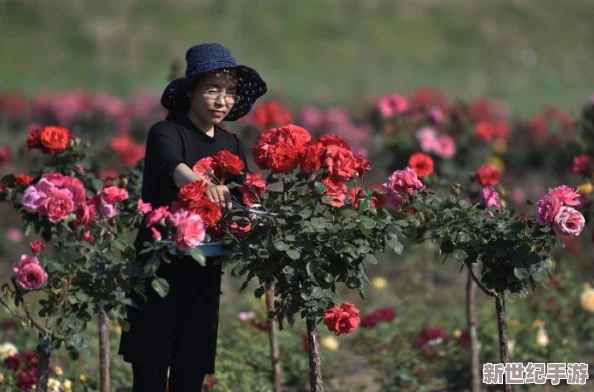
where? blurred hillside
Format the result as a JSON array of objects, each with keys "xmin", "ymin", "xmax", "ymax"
[{"xmin": 1, "ymin": 0, "xmax": 594, "ymax": 113}]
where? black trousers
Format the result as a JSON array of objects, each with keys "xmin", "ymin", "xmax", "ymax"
[
  {"xmin": 119, "ymin": 255, "xmax": 223, "ymax": 373},
  {"xmin": 132, "ymin": 364, "xmax": 206, "ymax": 392}
]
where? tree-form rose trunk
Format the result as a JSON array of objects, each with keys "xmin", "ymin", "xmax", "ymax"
[
  {"xmin": 466, "ymin": 269, "xmax": 481, "ymax": 392},
  {"xmin": 265, "ymin": 281, "xmax": 282, "ymax": 392},
  {"xmin": 99, "ymin": 306, "xmax": 111, "ymax": 392},
  {"xmin": 306, "ymin": 318, "xmax": 324, "ymax": 392},
  {"xmin": 35, "ymin": 338, "xmax": 52, "ymax": 392},
  {"xmin": 495, "ymin": 294, "xmax": 511, "ymax": 392}
]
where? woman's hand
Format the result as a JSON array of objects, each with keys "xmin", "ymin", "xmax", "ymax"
[{"xmin": 206, "ymin": 184, "xmax": 233, "ymax": 210}]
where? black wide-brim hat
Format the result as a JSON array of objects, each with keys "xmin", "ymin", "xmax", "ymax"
[{"xmin": 161, "ymin": 43, "xmax": 267, "ymax": 121}]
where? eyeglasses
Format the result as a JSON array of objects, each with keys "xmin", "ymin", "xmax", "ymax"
[{"xmin": 202, "ymin": 87, "xmax": 237, "ymax": 104}]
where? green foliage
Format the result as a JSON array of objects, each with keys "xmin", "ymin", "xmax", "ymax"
[{"xmin": 228, "ymin": 170, "xmax": 418, "ymax": 325}]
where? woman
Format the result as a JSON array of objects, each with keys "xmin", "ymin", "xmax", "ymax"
[{"xmin": 118, "ymin": 43, "xmax": 267, "ymax": 391}]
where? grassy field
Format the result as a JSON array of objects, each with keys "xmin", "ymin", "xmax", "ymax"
[{"xmin": 1, "ymin": 0, "xmax": 594, "ymax": 114}]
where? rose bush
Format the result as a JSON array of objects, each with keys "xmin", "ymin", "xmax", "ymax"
[{"xmin": 0, "ymin": 126, "xmax": 146, "ymax": 391}]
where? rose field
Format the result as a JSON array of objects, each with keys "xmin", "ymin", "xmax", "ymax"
[
  {"xmin": 3, "ymin": 1, "xmax": 594, "ymax": 391},
  {"xmin": 0, "ymin": 87, "xmax": 593, "ymax": 392}
]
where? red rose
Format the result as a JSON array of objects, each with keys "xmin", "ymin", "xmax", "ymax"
[
  {"xmin": 323, "ymin": 302, "xmax": 361, "ymax": 336},
  {"xmin": 474, "ymin": 122, "xmax": 495, "ymax": 142},
  {"xmin": 40, "ymin": 126, "xmax": 72, "ymax": 155},
  {"xmin": 26, "ymin": 127, "xmax": 44, "ymax": 150},
  {"xmin": 415, "ymin": 327, "xmax": 448, "ymax": 349},
  {"xmin": 5, "ymin": 354, "xmax": 21, "ymax": 370},
  {"xmin": 30, "ymin": 241, "xmax": 45, "ymax": 254},
  {"xmin": 408, "ymin": 153, "xmax": 434, "ymax": 179},
  {"xmin": 322, "ymin": 145, "xmax": 357, "ymax": 182},
  {"xmin": 240, "ymin": 173, "xmax": 266, "ymax": 207},
  {"xmin": 269, "ymin": 143, "xmax": 300, "ymax": 174},
  {"xmin": 191, "ymin": 198, "xmax": 222, "ymax": 228},
  {"xmin": 368, "ymin": 185, "xmax": 387, "ymax": 209},
  {"xmin": 284, "ymin": 124, "xmax": 311, "ymax": 155},
  {"xmin": 74, "ymin": 202, "xmax": 97, "ymax": 227},
  {"xmin": 214, "ymin": 150, "xmax": 244, "ymax": 178},
  {"xmin": 322, "ymin": 177, "xmax": 347, "ymax": 208},
  {"xmin": 178, "ymin": 181, "xmax": 208, "ymax": 207},
  {"xmin": 572, "ymin": 154, "xmax": 592, "ymax": 176},
  {"xmin": 100, "ymin": 186, "xmax": 129, "ymax": 204},
  {"xmin": 318, "ymin": 134, "xmax": 350, "ymax": 150},
  {"xmin": 0, "ymin": 144, "xmax": 12, "ymax": 163},
  {"xmin": 253, "ymin": 125, "xmax": 311, "ymax": 173},
  {"xmin": 300, "ymin": 141, "xmax": 324, "ymax": 174},
  {"xmin": 228, "ymin": 220, "xmax": 251, "ymax": 236},
  {"xmin": 347, "ymin": 186, "xmax": 364, "ymax": 210},
  {"xmin": 14, "ymin": 174, "xmax": 34, "ymax": 186},
  {"xmin": 250, "ymin": 101, "xmax": 292, "ymax": 129},
  {"xmin": 475, "ymin": 164, "xmax": 501, "ymax": 186}
]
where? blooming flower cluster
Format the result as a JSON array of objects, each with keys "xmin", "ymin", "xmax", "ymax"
[{"xmin": 536, "ymin": 185, "xmax": 585, "ymax": 237}]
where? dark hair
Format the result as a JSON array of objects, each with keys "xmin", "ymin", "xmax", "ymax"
[{"xmin": 166, "ymin": 77, "xmax": 202, "ymax": 117}]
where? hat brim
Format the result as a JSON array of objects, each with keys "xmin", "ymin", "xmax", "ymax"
[{"xmin": 160, "ymin": 65, "xmax": 267, "ymax": 122}]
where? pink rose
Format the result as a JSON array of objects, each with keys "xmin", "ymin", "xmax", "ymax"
[
  {"xmin": 553, "ymin": 206, "xmax": 585, "ymax": 237},
  {"xmin": 511, "ymin": 187, "xmax": 527, "ymax": 205},
  {"xmin": 144, "ymin": 206, "xmax": 170, "ymax": 228},
  {"xmin": 100, "ymin": 186, "xmax": 129, "ymax": 204},
  {"xmin": 428, "ymin": 107, "xmax": 444, "ymax": 125},
  {"xmin": 376, "ymin": 94, "xmax": 409, "ymax": 118},
  {"xmin": 150, "ymin": 227, "xmax": 162, "ymax": 241},
  {"xmin": 175, "ymin": 215, "xmax": 206, "ymax": 252},
  {"xmin": 384, "ymin": 167, "xmax": 423, "ymax": 209},
  {"xmin": 63, "ymin": 178, "xmax": 86, "ymax": 206},
  {"xmin": 192, "ymin": 157, "xmax": 216, "ymax": 182},
  {"xmin": 21, "ymin": 186, "xmax": 48, "ymax": 213},
  {"xmin": 81, "ymin": 230, "xmax": 96, "ymax": 244},
  {"xmin": 100, "ymin": 202, "xmax": 117, "ymax": 218},
  {"xmin": 536, "ymin": 195, "xmax": 562, "ymax": 225},
  {"xmin": 5, "ymin": 227, "xmax": 23, "ymax": 243},
  {"xmin": 137, "ymin": 199, "xmax": 153, "ymax": 214},
  {"xmin": 416, "ymin": 127, "xmax": 438, "ymax": 153},
  {"xmin": 12, "ymin": 255, "xmax": 48, "ymax": 291},
  {"xmin": 433, "ymin": 136, "xmax": 456, "ymax": 159},
  {"xmin": 548, "ymin": 185, "xmax": 580, "ymax": 206},
  {"xmin": 30, "ymin": 241, "xmax": 45, "ymax": 254},
  {"xmin": 74, "ymin": 203, "xmax": 96, "ymax": 227},
  {"xmin": 41, "ymin": 172, "xmax": 68, "ymax": 187},
  {"xmin": 481, "ymin": 186, "xmax": 501, "ymax": 209},
  {"xmin": 44, "ymin": 187, "xmax": 75, "ymax": 223}
]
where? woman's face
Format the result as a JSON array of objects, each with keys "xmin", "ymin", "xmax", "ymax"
[{"xmin": 187, "ymin": 69, "xmax": 237, "ymax": 127}]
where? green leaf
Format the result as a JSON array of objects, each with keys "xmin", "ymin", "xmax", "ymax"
[
  {"xmin": 364, "ymin": 254, "xmax": 378, "ymax": 264},
  {"xmin": 358, "ymin": 199, "xmax": 371, "ymax": 212},
  {"xmin": 306, "ymin": 262, "xmax": 318, "ymax": 280},
  {"xmin": 274, "ymin": 241, "xmax": 290, "ymax": 251},
  {"xmin": 458, "ymin": 199, "xmax": 471, "ymax": 209},
  {"xmin": 257, "ymin": 248, "xmax": 270, "ymax": 258},
  {"xmin": 286, "ymin": 249, "xmax": 301, "ymax": 260},
  {"xmin": 386, "ymin": 233, "xmax": 403, "ymax": 255},
  {"xmin": 151, "ymin": 278, "xmax": 170, "ymax": 298},
  {"xmin": 457, "ymin": 232, "xmax": 471, "ymax": 243},
  {"xmin": 513, "ymin": 267, "xmax": 530, "ymax": 280},
  {"xmin": 359, "ymin": 216, "xmax": 376, "ymax": 230},
  {"xmin": 453, "ymin": 249, "xmax": 468, "ymax": 261},
  {"xmin": 189, "ymin": 247, "xmax": 206, "ymax": 266},
  {"xmin": 341, "ymin": 209, "xmax": 358, "ymax": 219}
]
